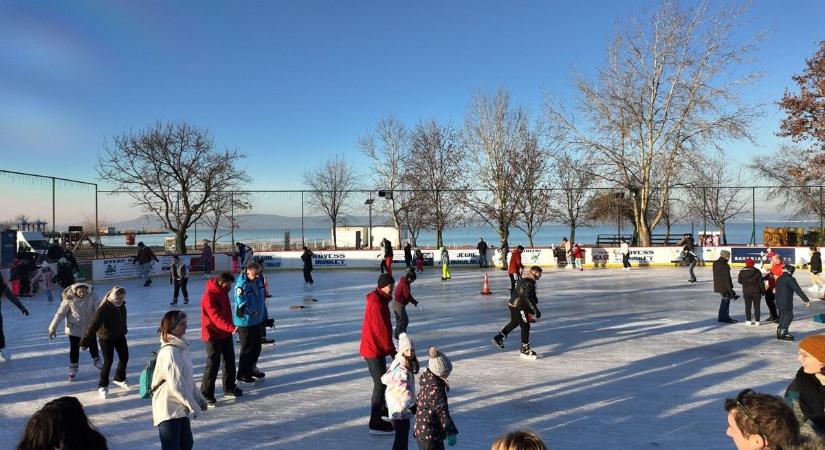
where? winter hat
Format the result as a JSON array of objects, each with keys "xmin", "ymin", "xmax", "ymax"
[
  {"xmin": 783, "ymin": 265, "xmax": 796, "ymax": 275},
  {"xmin": 58, "ymin": 257, "xmax": 68, "ymax": 264},
  {"xmin": 398, "ymin": 332, "xmax": 414, "ymax": 354},
  {"xmin": 720, "ymin": 250, "xmax": 731, "ymax": 259},
  {"xmin": 138, "ymin": 242, "xmax": 145, "ymax": 247},
  {"xmin": 40, "ymin": 261, "xmax": 50, "ymax": 269},
  {"xmin": 377, "ymin": 273, "xmax": 395, "ymax": 289},
  {"xmin": 800, "ymin": 335, "xmax": 825, "ymax": 363},
  {"xmin": 427, "ymin": 346, "xmax": 452, "ymax": 378},
  {"xmin": 745, "ymin": 258, "xmax": 755, "ymax": 267}
]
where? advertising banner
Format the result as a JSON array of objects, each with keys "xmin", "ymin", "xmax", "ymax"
[{"xmin": 730, "ymin": 247, "xmax": 796, "ymax": 265}]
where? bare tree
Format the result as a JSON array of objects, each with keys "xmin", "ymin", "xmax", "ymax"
[
  {"xmin": 408, "ymin": 119, "xmax": 468, "ymax": 248},
  {"xmin": 463, "ymin": 89, "xmax": 533, "ymax": 249},
  {"xmin": 359, "ymin": 115, "xmax": 409, "ymax": 248},
  {"xmin": 548, "ymin": 149, "xmax": 598, "ymax": 244},
  {"xmin": 512, "ymin": 130, "xmax": 553, "ymax": 246},
  {"xmin": 397, "ymin": 190, "xmax": 428, "ymax": 247},
  {"xmin": 200, "ymin": 189, "xmax": 252, "ymax": 248},
  {"xmin": 303, "ymin": 155, "xmax": 358, "ymax": 250},
  {"xmin": 684, "ymin": 153, "xmax": 749, "ymax": 244},
  {"xmin": 546, "ymin": 1, "xmax": 761, "ymax": 245},
  {"xmin": 97, "ymin": 122, "xmax": 248, "ymax": 253}
]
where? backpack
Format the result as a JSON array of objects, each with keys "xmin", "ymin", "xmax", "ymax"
[{"xmin": 139, "ymin": 344, "xmax": 171, "ymax": 399}]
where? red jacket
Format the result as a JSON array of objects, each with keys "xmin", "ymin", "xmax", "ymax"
[
  {"xmin": 394, "ymin": 276, "xmax": 416, "ymax": 306},
  {"xmin": 508, "ymin": 249, "xmax": 523, "ymax": 274},
  {"xmin": 360, "ymin": 288, "xmax": 396, "ymax": 359},
  {"xmin": 201, "ymin": 277, "xmax": 236, "ymax": 342}
]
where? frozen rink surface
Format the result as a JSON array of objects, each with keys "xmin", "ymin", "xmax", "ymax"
[{"xmin": 2, "ymin": 265, "xmax": 824, "ymax": 449}]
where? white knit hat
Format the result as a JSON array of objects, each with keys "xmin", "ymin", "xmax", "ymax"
[
  {"xmin": 398, "ymin": 333, "xmax": 414, "ymax": 354},
  {"xmin": 427, "ymin": 346, "xmax": 452, "ymax": 378}
]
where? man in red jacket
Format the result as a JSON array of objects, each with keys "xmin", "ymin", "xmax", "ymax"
[
  {"xmin": 360, "ymin": 273, "xmax": 396, "ymax": 435},
  {"xmin": 508, "ymin": 245, "xmax": 524, "ymax": 291},
  {"xmin": 200, "ymin": 272, "xmax": 242, "ymax": 406}
]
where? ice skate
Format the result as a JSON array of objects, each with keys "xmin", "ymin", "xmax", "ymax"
[
  {"xmin": 98, "ymin": 387, "xmax": 108, "ymax": 399},
  {"xmin": 112, "ymin": 379, "xmax": 130, "ymax": 389},
  {"xmin": 520, "ymin": 343, "xmax": 537, "ymax": 360},
  {"xmin": 68, "ymin": 364, "xmax": 78, "ymax": 382},
  {"xmin": 753, "ymin": 321, "xmax": 760, "ymax": 326},
  {"xmin": 777, "ymin": 330, "xmax": 795, "ymax": 341},
  {"xmin": 744, "ymin": 321, "xmax": 753, "ymax": 326},
  {"xmin": 93, "ymin": 357, "xmax": 103, "ymax": 369},
  {"xmin": 491, "ymin": 333, "xmax": 505, "ymax": 350},
  {"xmin": 0, "ymin": 349, "xmax": 10, "ymax": 362}
]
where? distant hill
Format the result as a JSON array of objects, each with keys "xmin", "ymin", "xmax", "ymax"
[{"xmin": 110, "ymin": 213, "xmax": 394, "ymax": 231}]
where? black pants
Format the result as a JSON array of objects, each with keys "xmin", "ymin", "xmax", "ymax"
[
  {"xmin": 687, "ymin": 259, "xmax": 697, "ymax": 281},
  {"xmin": 393, "ymin": 418, "xmax": 410, "ymax": 450},
  {"xmin": 99, "ymin": 336, "xmax": 128, "ymax": 388},
  {"xmin": 501, "ymin": 306, "xmax": 531, "ymax": 344},
  {"xmin": 380, "ymin": 259, "xmax": 387, "ymax": 273},
  {"xmin": 743, "ymin": 294, "xmax": 761, "ymax": 322},
  {"xmin": 173, "ymin": 278, "xmax": 189, "ymax": 302},
  {"xmin": 508, "ymin": 273, "xmax": 520, "ymax": 291},
  {"xmin": 622, "ymin": 253, "xmax": 631, "ymax": 268},
  {"xmin": 405, "ymin": 257, "xmax": 412, "ymax": 269},
  {"xmin": 0, "ymin": 309, "xmax": 5, "ymax": 349},
  {"xmin": 365, "ymin": 357, "xmax": 388, "ymax": 428},
  {"xmin": 237, "ymin": 326, "xmax": 262, "ymax": 378},
  {"xmin": 69, "ymin": 335, "xmax": 99, "ymax": 364},
  {"xmin": 201, "ymin": 336, "xmax": 237, "ymax": 398},
  {"xmin": 303, "ymin": 267, "xmax": 313, "ymax": 284},
  {"xmin": 393, "ymin": 302, "xmax": 409, "ymax": 340},
  {"xmin": 18, "ymin": 269, "xmax": 31, "ymax": 295},
  {"xmin": 778, "ymin": 308, "xmax": 794, "ymax": 332},
  {"xmin": 765, "ymin": 292, "xmax": 779, "ymax": 318},
  {"xmin": 417, "ymin": 439, "xmax": 445, "ymax": 450}
]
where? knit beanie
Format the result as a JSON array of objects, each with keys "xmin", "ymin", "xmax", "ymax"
[
  {"xmin": 398, "ymin": 332, "xmax": 414, "ymax": 354},
  {"xmin": 800, "ymin": 335, "xmax": 825, "ymax": 363},
  {"xmin": 428, "ymin": 346, "xmax": 452, "ymax": 378},
  {"xmin": 720, "ymin": 250, "xmax": 731, "ymax": 259},
  {"xmin": 745, "ymin": 258, "xmax": 754, "ymax": 267},
  {"xmin": 377, "ymin": 273, "xmax": 395, "ymax": 289}
]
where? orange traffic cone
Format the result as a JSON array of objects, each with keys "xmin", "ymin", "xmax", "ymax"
[{"xmin": 481, "ymin": 272, "xmax": 492, "ymax": 295}]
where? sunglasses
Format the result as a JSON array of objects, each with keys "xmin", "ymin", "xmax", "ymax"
[{"xmin": 724, "ymin": 389, "xmax": 767, "ymax": 442}]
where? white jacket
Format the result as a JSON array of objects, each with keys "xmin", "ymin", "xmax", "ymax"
[
  {"xmin": 620, "ymin": 242, "xmax": 630, "ymax": 256},
  {"xmin": 151, "ymin": 335, "xmax": 205, "ymax": 426},
  {"xmin": 48, "ymin": 284, "xmax": 99, "ymax": 337},
  {"xmin": 381, "ymin": 353, "xmax": 416, "ymax": 420}
]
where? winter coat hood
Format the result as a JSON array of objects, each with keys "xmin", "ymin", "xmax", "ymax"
[
  {"xmin": 151, "ymin": 334, "xmax": 204, "ymax": 426},
  {"xmin": 49, "ymin": 284, "xmax": 99, "ymax": 337}
]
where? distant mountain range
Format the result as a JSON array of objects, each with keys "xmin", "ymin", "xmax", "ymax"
[{"xmin": 110, "ymin": 213, "xmax": 395, "ymax": 231}]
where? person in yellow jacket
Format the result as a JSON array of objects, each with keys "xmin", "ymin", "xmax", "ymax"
[{"xmin": 440, "ymin": 247, "xmax": 451, "ymax": 281}]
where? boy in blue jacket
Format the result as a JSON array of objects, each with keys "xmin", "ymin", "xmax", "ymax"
[{"xmin": 233, "ymin": 262, "xmax": 267, "ymax": 383}]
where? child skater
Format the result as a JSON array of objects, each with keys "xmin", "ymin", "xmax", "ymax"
[
  {"xmin": 81, "ymin": 286, "xmax": 130, "ymax": 398},
  {"xmin": 32, "ymin": 262, "xmax": 57, "ymax": 302},
  {"xmin": 169, "ymin": 255, "xmax": 190, "ymax": 305},
  {"xmin": 414, "ymin": 346, "xmax": 458, "ymax": 449},
  {"xmin": 440, "ymin": 247, "xmax": 451, "ymax": 281},
  {"xmin": 414, "ymin": 248, "xmax": 425, "ymax": 273},
  {"xmin": 48, "ymin": 283, "xmax": 102, "ymax": 381},
  {"xmin": 382, "ymin": 333, "xmax": 419, "ymax": 450}
]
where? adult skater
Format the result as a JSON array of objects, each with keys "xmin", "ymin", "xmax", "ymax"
[
  {"xmin": 152, "ymin": 310, "xmax": 207, "ymax": 450},
  {"xmin": 562, "ymin": 237, "xmax": 571, "ymax": 269},
  {"xmin": 393, "ymin": 271, "xmax": 419, "ymax": 340},
  {"xmin": 763, "ymin": 269, "xmax": 780, "ymax": 323},
  {"xmin": 135, "ymin": 242, "xmax": 159, "ymax": 287},
  {"xmin": 48, "ymin": 283, "xmax": 102, "ymax": 381},
  {"xmin": 46, "ymin": 239, "xmax": 65, "ymax": 262},
  {"xmin": 169, "ymin": 255, "xmax": 190, "ymax": 306},
  {"xmin": 501, "ymin": 240, "xmax": 510, "ymax": 271},
  {"xmin": 200, "ymin": 241, "xmax": 213, "ymax": 276},
  {"xmin": 619, "ymin": 238, "xmax": 631, "ymax": 270},
  {"xmin": 737, "ymin": 258, "xmax": 765, "ymax": 326},
  {"xmin": 477, "ymin": 238, "xmax": 488, "ymax": 268},
  {"xmin": 0, "ymin": 272, "xmax": 29, "ymax": 362},
  {"xmin": 713, "ymin": 250, "xmax": 740, "ymax": 324},
  {"xmin": 200, "ymin": 272, "xmax": 243, "ymax": 406},
  {"xmin": 15, "ymin": 248, "xmax": 35, "ymax": 297},
  {"xmin": 810, "ymin": 245, "xmax": 823, "ymax": 297},
  {"xmin": 359, "ymin": 273, "xmax": 396, "ymax": 435},
  {"xmin": 440, "ymin": 247, "xmax": 451, "ymax": 281},
  {"xmin": 775, "ymin": 265, "xmax": 811, "ymax": 341},
  {"xmin": 233, "ymin": 262, "xmax": 267, "ymax": 383},
  {"xmin": 491, "ymin": 265, "xmax": 543, "ymax": 359},
  {"xmin": 301, "ymin": 246, "xmax": 314, "ymax": 286},
  {"xmin": 383, "ymin": 238, "xmax": 394, "ymax": 276},
  {"xmin": 404, "ymin": 242, "xmax": 413, "ymax": 270},
  {"xmin": 81, "ymin": 286, "xmax": 129, "ymax": 398},
  {"xmin": 508, "ymin": 245, "xmax": 524, "ymax": 291},
  {"xmin": 380, "ymin": 238, "xmax": 388, "ymax": 273},
  {"xmin": 54, "ymin": 257, "xmax": 75, "ymax": 289},
  {"xmin": 677, "ymin": 233, "xmax": 697, "ymax": 283},
  {"xmin": 785, "ymin": 335, "xmax": 825, "ymax": 435}
]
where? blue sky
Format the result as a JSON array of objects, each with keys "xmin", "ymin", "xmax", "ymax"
[{"xmin": 1, "ymin": 1, "xmax": 823, "ymax": 222}]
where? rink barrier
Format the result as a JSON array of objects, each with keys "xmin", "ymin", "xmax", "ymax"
[{"xmin": 0, "ymin": 246, "xmax": 815, "ymax": 283}]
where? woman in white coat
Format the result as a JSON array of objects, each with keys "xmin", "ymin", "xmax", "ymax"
[
  {"xmin": 48, "ymin": 283, "xmax": 102, "ymax": 381},
  {"xmin": 152, "ymin": 310, "xmax": 207, "ymax": 450}
]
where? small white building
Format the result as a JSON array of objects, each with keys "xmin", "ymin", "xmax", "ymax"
[{"xmin": 333, "ymin": 226, "xmax": 406, "ymax": 249}]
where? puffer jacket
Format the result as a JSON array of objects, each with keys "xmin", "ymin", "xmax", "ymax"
[
  {"xmin": 80, "ymin": 298, "xmax": 127, "ymax": 346},
  {"xmin": 785, "ymin": 367, "xmax": 825, "ymax": 437},
  {"xmin": 32, "ymin": 267, "xmax": 57, "ymax": 291},
  {"xmin": 48, "ymin": 284, "xmax": 99, "ymax": 337},
  {"xmin": 232, "ymin": 273, "xmax": 266, "ymax": 327},
  {"xmin": 414, "ymin": 369, "xmax": 458, "ymax": 442},
  {"xmin": 737, "ymin": 267, "xmax": 765, "ymax": 298},
  {"xmin": 151, "ymin": 335, "xmax": 206, "ymax": 426},
  {"xmin": 381, "ymin": 353, "xmax": 416, "ymax": 420},
  {"xmin": 508, "ymin": 276, "xmax": 539, "ymax": 316}
]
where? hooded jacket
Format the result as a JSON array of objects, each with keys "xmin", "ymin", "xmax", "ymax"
[
  {"xmin": 775, "ymin": 272, "xmax": 811, "ymax": 310},
  {"xmin": 232, "ymin": 273, "xmax": 266, "ymax": 328},
  {"xmin": 80, "ymin": 289, "xmax": 127, "ymax": 346},
  {"xmin": 48, "ymin": 284, "xmax": 98, "ymax": 337},
  {"xmin": 382, "ymin": 352, "xmax": 416, "ymax": 420},
  {"xmin": 151, "ymin": 335, "xmax": 206, "ymax": 426},
  {"xmin": 737, "ymin": 267, "xmax": 765, "ymax": 298},
  {"xmin": 713, "ymin": 257, "xmax": 734, "ymax": 294},
  {"xmin": 508, "ymin": 248, "xmax": 523, "ymax": 274},
  {"xmin": 414, "ymin": 369, "xmax": 458, "ymax": 442},
  {"xmin": 359, "ymin": 288, "xmax": 395, "ymax": 359},
  {"xmin": 200, "ymin": 277, "xmax": 236, "ymax": 342}
]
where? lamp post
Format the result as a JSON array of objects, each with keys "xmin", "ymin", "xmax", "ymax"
[
  {"xmin": 613, "ymin": 191, "xmax": 625, "ymax": 239},
  {"xmin": 365, "ymin": 198, "xmax": 375, "ymax": 249}
]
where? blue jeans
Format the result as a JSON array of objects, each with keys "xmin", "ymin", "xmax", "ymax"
[
  {"xmin": 718, "ymin": 296, "xmax": 731, "ymax": 321},
  {"xmin": 158, "ymin": 417, "xmax": 193, "ymax": 450},
  {"xmin": 140, "ymin": 262, "xmax": 152, "ymax": 281}
]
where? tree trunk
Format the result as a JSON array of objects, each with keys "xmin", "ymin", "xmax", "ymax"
[
  {"xmin": 720, "ymin": 222, "xmax": 727, "ymax": 245},
  {"xmin": 175, "ymin": 229, "xmax": 187, "ymax": 254},
  {"xmin": 211, "ymin": 226, "xmax": 218, "ymax": 250},
  {"xmin": 332, "ymin": 221, "xmax": 338, "ymax": 250},
  {"xmin": 569, "ymin": 225, "xmax": 576, "ymax": 245},
  {"xmin": 436, "ymin": 227, "xmax": 443, "ymax": 249}
]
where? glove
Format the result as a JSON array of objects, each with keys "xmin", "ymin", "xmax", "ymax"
[
  {"xmin": 409, "ymin": 403, "xmax": 417, "ymax": 415},
  {"xmin": 447, "ymin": 434, "xmax": 457, "ymax": 446},
  {"xmin": 535, "ymin": 310, "xmax": 541, "ymax": 319},
  {"xmin": 264, "ymin": 318, "xmax": 275, "ymax": 328},
  {"xmin": 20, "ymin": 307, "xmax": 29, "ymax": 316},
  {"xmin": 411, "ymin": 299, "xmax": 418, "ymax": 306},
  {"xmin": 48, "ymin": 330, "xmax": 56, "ymax": 340}
]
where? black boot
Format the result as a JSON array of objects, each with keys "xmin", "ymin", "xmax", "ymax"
[{"xmin": 491, "ymin": 333, "xmax": 504, "ymax": 350}]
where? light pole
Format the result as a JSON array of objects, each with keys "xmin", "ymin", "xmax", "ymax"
[
  {"xmin": 365, "ymin": 198, "xmax": 374, "ymax": 249},
  {"xmin": 613, "ymin": 191, "xmax": 625, "ymax": 239}
]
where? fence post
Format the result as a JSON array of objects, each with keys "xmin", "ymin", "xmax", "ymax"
[
  {"xmin": 820, "ymin": 186, "xmax": 824, "ymax": 245},
  {"xmin": 702, "ymin": 187, "xmax": 707, "ymax": 244},
  {"xmin": 301, "ymin": 191, "xmax": 305, "ymax": 248},
  {"xmin": 750, "ymin": 187, "xmax": 756, "ymax": 246}
]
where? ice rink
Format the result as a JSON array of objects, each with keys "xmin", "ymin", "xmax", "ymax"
[{"xmin": 1, "ymin": 264, "xmax": 824, "ymax": 449}]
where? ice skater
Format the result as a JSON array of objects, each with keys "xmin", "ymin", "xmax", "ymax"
[
  {"xmin": 737, "ymin": 258, "xmax": 765, "ymax": 326},
  {"xmin": 393, "ymin": 271, "xmax": 419, "ymax": 340},
  {"xmin": 201, "ymin": 241, "xmax": 214, "ymax": 276},
  {"xmin": 414, "ymin": 248, "xmax": 424, "ymax": 273},
  {"xmin": 404, "ymin": 242, "xmax": 412, "ymax": 270},
  {"xmin": 81, "ymin": 286, "xmax": 130, "ymax": 398},
  {"xmin": 32, "ymin": 261, "xmax": 57, "ymax": 302},
  {"xmin": 0, "ymin": 272, "xmax": 29, "ymax": 362},
  {"xmin": 809, "ymin": 245, "xmax": 823, "ymax": 298},
  {"xmin": 200, "ymin": 272, "xmax": 243, "ymax": 406},
  {"xmin": 775, "ymin": 265, "xmax": 811, "ymax": 341},
  {"xmin": 135, "ymin": 242, "xmax": 159, "ymax": 287},
  {"xmin": 48, "ymin": 283, "xmax": 102, "ymax": 381},
  {"xmin": 381, "ymin": 332, "xmax": 418, "ymax": 450},
  {"xmin": 762, "ymin": 270, "xmax": 780, "ymax": 323},
  {"xmin": 383, "ymin": 238, "xmax": 394, "ymax": 276},
  {"xmin": 359, "ymin": 273, "xmax": 396, "ymax": 435},
  {"xmin": 301, "ymin": 246, "xmax": 314, "ymax": 286},
  {"xmin": 571, "ymin": 243, "xmax": 585, "ymax": 271},
  {"xmin": 440, "ymin": 247, "xmax": 451, "ymax": 281},
  {"xmin": 170, "ymin": 255, "xmax": 190, "ymax": 305},
  {"xmin": 477, "ymin": 238, "xmax": 488, "ymax": 268},
  {"xmin": 491, "ymin": 265, "xmax": 543, "ymax": 359},
  {"xmin": 619, "ymin": 238, "xmax": 631, "ymax": 270},
  {"xmin": 677, "ymin": 233, "xmax": 697, "ymax": 283},
  {"xmin": 232, "ymin": 262, "xmax": 267, "ymax": 383},
  {"xmin": 508, "ymin": 245, "xmax": 524, "ymax": 291},
  {"xmin": 54, "ymin": 257, "xmax": 75, "ymax": 289},
  {"xmin": 414, "ymin": 346, "xmax": 458, "ymax": 449},
  {"xmin": 713, "ymin": 250, "xmax": 740, "ymax": 324}
]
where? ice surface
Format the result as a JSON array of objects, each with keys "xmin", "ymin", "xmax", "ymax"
[{"xmin": 1, "ymin": 265, "xmax": 822, "ymax": 449}]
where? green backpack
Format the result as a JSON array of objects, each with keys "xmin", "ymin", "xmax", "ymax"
[{"xmin": 139, "ymin": 344, "xmax": 171, "ymax": 399}]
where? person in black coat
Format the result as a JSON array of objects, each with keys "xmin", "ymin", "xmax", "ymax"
[
  {"xmin": 677, "ymin": 233, "xmax": 697, "ymax": 283},
  {"xmin": 54, "ymin": 258, "xmax": 75, "ymax": 289},
  {"xmin": 491, "ymin": 266, "xmax": 542, "ymax": 358},
  {"xmin": 810, "ymin": 246, "xmax": 823, "ymax": 298},
  {"xmin": 775, "ymin": 265, "xmax": 811, "ymax": 341},
  {"xmin": 301, "ymin": 247, "xmax": 314, "ymax": 286},
  {"xmin": 737, "ymin": 258, "xmax": 765, "ymax": 325},
  {"xmin": 712, "ymin": 250, "xmax": 739, "ymax": 324},
  {"xmin": 80, "ymin": 286, "xmax": 129, "ymax": 397},
  {"xmin": 476, "ymin": 238, "xmax": 488, "ymax": 268},
  {"xmin": 403, "ymin": 242, "xmax": 413, "ymax": 270},
  {"xmin": 0, "ymin": 272, "xmax": 30, "ymax": 362}
]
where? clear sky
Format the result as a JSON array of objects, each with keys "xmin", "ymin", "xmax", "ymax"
[{"xmin": 1, "ymin": 0, "xmax": 823, "ymax": 223}]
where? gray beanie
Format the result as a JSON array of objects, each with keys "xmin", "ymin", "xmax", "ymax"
[
  {"xmin": 720, "ymin": 250, "xmax": 730, "ymax": 259},
  {"xmin": 427, "ymin": 346, "xmax": 452, "ymax": 378}
]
